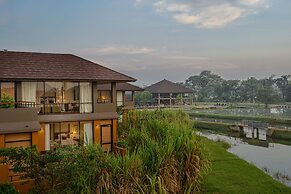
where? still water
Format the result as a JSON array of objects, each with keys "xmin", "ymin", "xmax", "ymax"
[{"xmin": 200, "ymin": 131, "xmax": 291, "ymax": 187}]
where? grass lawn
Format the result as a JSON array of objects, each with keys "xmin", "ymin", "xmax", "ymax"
[{"xmin": 201, "ymin": 138, "xmax": 291, "ymax": 194}]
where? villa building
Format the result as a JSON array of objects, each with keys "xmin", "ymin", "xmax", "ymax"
[
  {"xmin": 145, "ymin": 79, "xmax": 194, "ymax": 106},
  {"xmin": 0, "ymin": 51, "xmax": 137, "ymax": 187}
]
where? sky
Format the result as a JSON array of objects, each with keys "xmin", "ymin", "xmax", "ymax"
[{"xmin": 0, "ymin": 0, "xmax": 290, "ymax": 86}]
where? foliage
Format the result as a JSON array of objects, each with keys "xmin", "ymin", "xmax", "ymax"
[
  {"xmin": 201, "ymin": 138, "xmax": 291, "ymax": 194},
  {"xmin": 184, "ymin": 71, "xmax": 291, "ymax": 103},
  {"xmin": 0, "ymin": 110, "xmax": 208, "ymax": 194},
  {"xmin": 193, "ymin": 121, "xmax": 231, "ymax": 132},
  {"xmin": 0, "ymin": 183, "xmax": 18, "ymax": 194},
  {"xmin": 257, "ymin": 86, "xmax": 281, "ymax": 108},
  {"xmin": 118, "ymin": 109, "xmax": 210, "ymax": 193},
  {"xmin": 0, "ymin": 93, "xmax": 15, "ymax": 108},
  {"xmin": 272, "ymin": 131, "xmax": 291, "ymax": 141},
  {"xmin": 134, "ymin": 91, "xmax": 152, "ymax": 106}
]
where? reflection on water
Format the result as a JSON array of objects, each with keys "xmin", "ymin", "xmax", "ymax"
[
  {"xmin": 200, "ymin": 131, "xmax": 291, "ymax": 187},
  {"xmin": 198, "ymin": 107, "xmax": 291, "ymax": 119}
]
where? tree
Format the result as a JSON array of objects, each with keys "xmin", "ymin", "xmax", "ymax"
[
  {"xmin": 185, "ymin": 71, "xmax": 223, "ymax": 101},
  {"xmin": 257, "ymin": 86, "xmax": 281, "ymax": 108},
  {"xmin": 275, "ymin": 75, "xmax": 291, "ymax": 100},
  {"xmin": 285, "ymin": 84, "xmax": 291, "ymax": 102},
  {"xmin": 134, "ymin": 91, "xmax": 152, "ymax": 106}
]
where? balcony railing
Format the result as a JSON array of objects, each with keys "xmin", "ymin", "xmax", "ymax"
[{"xmin": 0, "ymin": 101, "xmax": 92, "ymax": 114}]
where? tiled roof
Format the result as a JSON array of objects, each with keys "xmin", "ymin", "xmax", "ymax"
[
  {"xmin": 145, "ymin": 79, "xmax": 193, "ymax": 94},
  {"xmin": 0, "ymin": 51, "xmax": 136, "ymax": 82},
  {"xmin": 97, "ymin": 82, "xmax": 144, "ymax": 91}
]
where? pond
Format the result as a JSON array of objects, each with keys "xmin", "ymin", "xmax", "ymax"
[
  {"xmin": 197, "ymin": 107, "xmax": 291, "ymax": 119},
  {"xmin": 200, "ymin": 131, "xmax": 291, "ymax": 187}
]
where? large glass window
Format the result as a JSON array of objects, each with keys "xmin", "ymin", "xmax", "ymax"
[
  {"xmin": 50, "ymin": 122, "xmax": 79, "ymax": 149},
  {"xmin": 49, "ymin": 121, "xmax": 93, "ymax": 150},
  {"xmin": 41, "ymin": 82, "xmax": 87, "ymax": 114}
]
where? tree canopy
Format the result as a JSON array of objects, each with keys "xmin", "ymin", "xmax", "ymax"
[{"xmin": 183, "ymin": 71, "xmax": 290, "ymax": 103}]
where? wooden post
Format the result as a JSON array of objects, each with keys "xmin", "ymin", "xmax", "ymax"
[
  {"xmin": 170, "ymin": 93, "xmax": 172, "ymax": 106},
  {"xmin": 158, "ymin": 93, "xmax": 161, "ymax": 107}
]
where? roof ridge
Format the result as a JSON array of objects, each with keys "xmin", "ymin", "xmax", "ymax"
[{"xmin": 0, "ymin": 50, "xmax": 72, "ymax": 55}]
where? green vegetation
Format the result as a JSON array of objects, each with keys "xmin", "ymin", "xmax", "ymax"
[
  {"xmin": 0, "ymin": 110, "xmax": 208, "ymax": 193},
  {"xmin": 0, "ymin": 183, "xmax": 18, "ymax": 194},
  {"xmin": 0, "ymin": 93, "xmax": 15, "ymax": 108},
  {"xmin": 193, "ymin": 121, "xmax": 232, "ymax": 132},
  {"xmin": 189, "ymin": 112, "xmax": 291, "ymax": 126},
  {"xmin": 134, "ymin": 91, "xmax": 152, "ymax": 106},
  {"xmin": 201, "ymin": 138, "xmax": 291, "ymax": 194},
  {"xmin": 184, "ymin": 71, "xmax": 291, "ymax": 103},
  {"xmin": 272, "ymin": 130, "xmax": 291, "ymax": 141}
]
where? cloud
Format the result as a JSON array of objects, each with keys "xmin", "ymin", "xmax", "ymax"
[
  {"xmin": 151, "ymin": 0, "xmax": 268, "ymax": 28},
  {"xmin": 79, "ymin": 45, "xmax": 156, "ymax": 55},
  {"xmin": 76, "ymin": 44, "xmax": 240, "ymax": 84}
]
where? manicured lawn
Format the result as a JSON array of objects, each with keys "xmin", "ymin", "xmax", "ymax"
[{"xmin": 201, "ymin": 138, "xmax": 291, "ymax": 194}]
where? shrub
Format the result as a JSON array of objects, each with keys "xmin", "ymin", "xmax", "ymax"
[
  {"xmin": 0, "ymin": 183, "xmax": 18, "ymax": 194},
  {"xmin": 0, "ymin": 110, "xmax": 208, "ymax": 193},
  {"xmin": 272, "ymin": 131, "xmax": 291, "ymax": 141},
  {"xmin": 0, "ymin": 93, "xmax": 15, "ymax": 108},
  {"xmin": 193, "ymin": 121, "xmax": 231, "ymax": 131}
]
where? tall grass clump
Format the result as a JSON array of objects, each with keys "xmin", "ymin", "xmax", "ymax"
[
  {"xmin": 118, "ymin": 109, "xmax": 209, "ymax": 193},
  {"xmin": 0, "ymin": 110, "xmax": 208, "ymax": 194}
]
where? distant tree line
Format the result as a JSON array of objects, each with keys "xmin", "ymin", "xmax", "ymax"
[{"xmin": 183, "ymin": 71, "xmax": 291, "ymax": 106}]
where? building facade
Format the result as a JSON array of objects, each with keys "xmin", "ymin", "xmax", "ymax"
[{"xmin": 0, "ymin": 51, "xmax": 137, "ymax": 187}]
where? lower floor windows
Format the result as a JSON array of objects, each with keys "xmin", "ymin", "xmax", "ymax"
[{"xmin": 47, "ymin": 121, "xmax": 93, "ymax": 150}]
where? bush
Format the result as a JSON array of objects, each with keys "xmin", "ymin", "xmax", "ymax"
[
  {"xmin": 0, "ymin": 183, "xmax": 18, "ymax": 194},
  {"xmin": 193, "ymin": 121, "xmax": 231, "ymax": 132},
  {"xmin": 272, "ymin": 131, "xmax": 291, "ymax": 141},
  {"xmin": 0, "ymin": 93, "xmax": 15, "ymax": 108},
  {"xmin": 0, "ymin": 110, "xmax": 208, "ymax": 193}
]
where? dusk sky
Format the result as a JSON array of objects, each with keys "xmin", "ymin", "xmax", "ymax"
[{"xmin": 0, "ymin": 0, "xmax": 290, "ymax": 86}]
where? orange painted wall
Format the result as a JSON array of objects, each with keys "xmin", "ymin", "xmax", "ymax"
[
  {"xmin": 113, "ymin": 119, "xmax": 117, "ymax": 145},
  {"xmin": 31, "ymin": 127, "xmax": 45, "ymax": 152},
  {"xmin": 0, "ymin": 134, "xmax": 9, "ymax": 183}
]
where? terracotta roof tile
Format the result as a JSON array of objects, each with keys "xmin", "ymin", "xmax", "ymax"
[{"xmin": 0, "ymin": 51, "xmax": 136, "ymax": 82}]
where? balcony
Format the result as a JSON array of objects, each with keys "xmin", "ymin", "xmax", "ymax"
[{"xmin": 0, "ymin": 101, "xmax": 92, "ymax": 114}]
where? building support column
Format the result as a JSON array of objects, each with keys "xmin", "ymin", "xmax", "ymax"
[
  {"xmin": 158, "ymin": 93, "xmax": 161, "ymax": 107},
  {"xmin": 170, "ymin": 93, "xmax": 172, "ymax": 106}
]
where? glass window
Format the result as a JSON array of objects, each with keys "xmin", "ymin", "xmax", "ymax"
[
  {"xmin": 64, "ymin": 82, "xmax": 80, "ymax": 112},
  {"xmin": 125, "ymin": 91, "xmax": 133, "ymax": 102},
  {"xmin": 43, "ymin": 82, "xmax": 84, "ymax": 114},
  {"xmin": 1, "ymin": 82, "xmax": 15, "ymax": 99},
  {"xmin": 44, "ymin": 82, "xmax": 63, "ymax": 113},
  {"xmin": 50, "ymin": 122, "xmax": 80, "ymax": 150},
  {"xmin": 97, "ymin": 91, "xmax": 112, "ymax": 103},
  {"xmin": 80, "ymin": 82, "xmax": 92, "ymax": 113},
  {"xmin": 36, "ymin": 82, "xmax": 44, "ymax": 113},
  {"xmin": 80, "ymin": 121, "xmax": 93, "ymax": 145}
]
